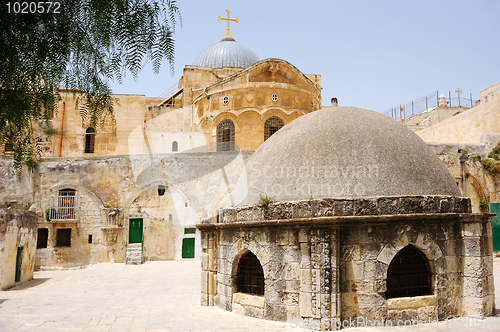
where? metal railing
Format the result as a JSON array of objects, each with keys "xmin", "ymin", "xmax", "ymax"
[
  {"xmin": 49, "ymin": 195, "xmax": 81, "ymax": 221},
  {"xmin": 383, "ymin": 91, "xmax": 477, "ymax": 121}
]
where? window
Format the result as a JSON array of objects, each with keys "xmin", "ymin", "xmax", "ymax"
[
  {"xmin": 50, "ymin": 189, "xmax": 80, "ymax": 221},
  {"xmin": 88, "ymin": 234, "xmax": 92, "ymax": 244},
  {"xmin": 4, "ymin": 142, "xmax": 13, "ymax": 153},
  {"xmin": 84, "ymin": 127, "xmax": 95, "ymax": 153},
  {"xmin": 172, "ymin": 141, "xmax": 178, "ymax": 152},
  {"xmin": 385, "ymin": 245, "xmax": 432, "ymax": 299},
  {"xmin": 217, "ymin": 120, "xmax": 235, "ymax": 151},
  {"xmin": 264, "ymin": 116, "xmax": 284, "ymax": 141},
  {"xmin": 223, "ymin": 96, "xmax": 229, "ymax": 105},
  {"xmin": 236, "ymin": 251, "xmax": 264, "ymax": 296},
  {"xmin": 36, "ymin": 228, "xmax": 48, "ymax": 249},
  {"xmin": 271, "ymin": 93, "xmax": 278, "ymax": 101},
  {"xmin": 56, "ymin": 228, "xmax": 71, "ymax": 247},
  {"xmin": 184, "ymin": 227, "xmax": 196, "ymax": 235}
]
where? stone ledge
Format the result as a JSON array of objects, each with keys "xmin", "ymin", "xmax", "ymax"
[
  {"xmin": 197, "ymin": 213, "xmax": 488, "ymax": 229},
  {"xmin": 232, "ymin": 292, "xmax": 265, "ymax": 309},
  {"xmin": 213, "ymin": 196, "xmax": 471, "ymax": 224},
  {"xmin": 387, "ymin": 295, "xmax": 437, "ymax": 310}
]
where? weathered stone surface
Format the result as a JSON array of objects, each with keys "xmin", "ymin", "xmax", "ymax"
[
  {"xmin": 233, "ymin": 292, "xmax": 265, "ymax": 308},
  {"xmin": 333, "ymin": 199, "xmax": 354, "ymax": 216},
  {"xmin": 354, "ymin": 198, "xmax": 379, "ymax": 216},
  {"xmin": 378, "ymin": 197, "xmax": 399, "ymax": 214},
  {"xmin": 387, "ymin": 295, "xmax": 437, "ymax": 310}
]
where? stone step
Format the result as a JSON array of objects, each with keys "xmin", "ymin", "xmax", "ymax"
[{"xmin": 126, "ymin": 243, "xmax": 143, "ymax": 265}]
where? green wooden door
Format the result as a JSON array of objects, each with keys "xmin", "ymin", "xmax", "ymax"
[
  {"xmin": 182, "ymin": 238, "xmax": 195, "ymax": 258},
  {"xmin": 490, "ymin": 203, "xmax": 500, "ymax": 252},
  {"xmin": 129, "ymin": 218, "xmax": 143, "ymax": 244}
]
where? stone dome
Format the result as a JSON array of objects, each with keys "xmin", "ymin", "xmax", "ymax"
[
  {"xmin": 192, "ymin": 35, "xmax": 259, "ymax": 69},
  {"xmin": 237, "ymin": 106, "xmax": 461, "ymax": 206}
]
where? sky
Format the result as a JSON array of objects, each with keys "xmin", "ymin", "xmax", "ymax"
[{"xmin": 109, "ymin": 0, "xmax": 500, "ymax": 113}]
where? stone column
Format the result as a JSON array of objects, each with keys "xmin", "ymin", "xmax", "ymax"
[
  {"xmin": 461, "ymin": 220, "xmax": 495, "ymax": 317},
  {"xmin": 299, "ymin": 227, "xmax": 337, "ymax": 330},
  {"xmin": 201, "ymin": 229, "xmax": 217, "ymax": 306}
]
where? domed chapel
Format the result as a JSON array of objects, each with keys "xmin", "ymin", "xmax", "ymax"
[{"xmin": 198, "ymin": 107, "xmax": 495, "ymax": 328}]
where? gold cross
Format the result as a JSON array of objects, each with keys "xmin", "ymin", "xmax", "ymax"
[{"xmin": 218, "ymin": 9, "xmax": 239, "ymax": 37}]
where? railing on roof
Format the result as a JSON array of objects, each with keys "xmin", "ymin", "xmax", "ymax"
[{"xmin": 383, "ymin": 91, "xmax": 478, "ymax": 120}]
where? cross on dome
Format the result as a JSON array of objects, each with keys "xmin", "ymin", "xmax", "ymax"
[{"xmin": 218, "ymin": 9, "xmax": 239, "ymax": 38}]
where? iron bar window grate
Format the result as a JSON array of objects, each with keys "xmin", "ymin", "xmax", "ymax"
[
  {"xmin": 385, "ymin": 245, "xmax": 432, "ymax": 299},
  {"xmin": 264, "ymin": 117, "xmax": 284, "ymax": 141},
  {"xmin": 236, "ymin": 251, "xmax": 264, "ymax": 296},
  {"xmin": 49, "ymin": 189, "xmax": 81, "ymax": 221},
  {"xmin": 217, "ymin": 120, "xmax": 235, "ymax": 151}
]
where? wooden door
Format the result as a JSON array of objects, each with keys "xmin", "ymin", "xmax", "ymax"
[{"xmin": 129, "ymin": 218, "xmax": 143, "ymax": 243}]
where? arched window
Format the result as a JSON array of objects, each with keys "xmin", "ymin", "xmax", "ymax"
[
  {"xmin": 264, "ymin": 116, "xmax": 284, "ymax": 141},
  {"xmin": 236, "ymin": 251, "xmax": 264, "ymax": 296},
  {"xmin": 172, "ymin": 141, "xmax": 178, "ymax": 152},
  {"xmin": 84, "ymin": 127, "xmax": 95, "ymax": 153},
  {"xmin": 217, "ymin": 120, "xmax": 235, "ymax": 151},
  {"xmin": 386, "ymin": 245, "xmax": 432, "ymax": 299}
]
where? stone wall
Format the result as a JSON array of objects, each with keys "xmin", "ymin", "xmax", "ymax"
[
  {"xmin": 416, "ymin": 82, "xmax": 500, "ymax": 143},
  {"xmin": 428, "ymin": 139, "xmax": 500, "ymax": 211},
  {"xmin": 32, "ymin": 151, "xmax": 251, "ymax": 268},
  {"xmin": 0, "ymin": 209, "xmax": 37, "ymax": 290},
  {"xmin": 199, "ymin": 196, "xmax": 495, "ymax": 330}
]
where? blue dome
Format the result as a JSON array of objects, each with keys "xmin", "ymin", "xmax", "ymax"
[{"xmin": 193, "ymin": 36, "xmax": 259, "ymax": 69}]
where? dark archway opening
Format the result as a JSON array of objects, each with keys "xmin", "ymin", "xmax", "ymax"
[
  {"xmin": 386, "ymin": 245, "xmax": 432, "ymax": 299},
  {"xmin": 236, "ymin": 251, "xmax": 264, "ymax": 296}
]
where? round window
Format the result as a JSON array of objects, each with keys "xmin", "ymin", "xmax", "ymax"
[
  {"xmin": 223, "ymin": 96, "xmax": 229, "ymax": 105},
  {"xmin": 271, "ymin": 93, "xmax": 278, "ymax": 101}
]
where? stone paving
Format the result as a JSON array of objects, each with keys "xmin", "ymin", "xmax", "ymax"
[{"xmin": 0, "ymin": 258, "xmax": 500, "ymax": 332}]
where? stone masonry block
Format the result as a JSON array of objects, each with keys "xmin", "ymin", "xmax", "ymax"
[
  {"xmin": 377, "ymin": 245, "xmax": 398, "ymax": 265},
  {"xmin": 300, "ymin": 269, "xmax": 312, "ymax": 292},
  {"xmin": 463, "ymin": 256, "xmax": 484, "ymax": 278},
  {"xmin": 400, "ymin": 196, "xmax": 424, "ymax": 214},
  {"xmin": 463, "ymin": 237, "xmax": 481, "ymax": 257},
  {"xmin": 300, "ymin": 292, "xmax": 313, "ymax": 317},
  {"xmin": 333, "ymin": 199, "xmax": 354, "ymax": 216},
  {"xmin": 354, "ymin": 198, "xmax": 379, "ymax": 216},
  {"xmin": 463, "ymin": 277, "xmax": 486, "ymax": 298},
  {"xmin": 346, "ymin": 261, "xmax": 364, "ymax": 281},
  {"xmin": 427, "ymin": 243, "xmax": 442, "ymax": 260},
  {"xmin": 236, "ymin": 207, "xmax": 252, "ymax": 222},
  {"xmin": 298, "ymin": 228, "xmax": 309, "ymax": 243},
  {"xmin": 462, "ymin": 223, "xmax": 482, "ymax": 237},
  {"xmin": 292, "ymin": 201, "xmax": 312, "ymax": 219},
  {"xmin": 438, "ymin": 197, "xmax": 452, "ymax": 213},
  {"xmin": 415, "ymin": 233, "xmax": 432, "ymax": 250},
  {"xmin": 222, "ymin": 208, "xmax": 236, "ymax": 223},
  {"xmin": 377, "ymin": 197, "xmax": 399, "ymax": 215}
]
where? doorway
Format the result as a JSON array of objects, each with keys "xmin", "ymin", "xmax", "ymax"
[
  {"xmin": 129, "ymin": 218, "xmax": 143, "ymax": 243},
  {"xmin": 15, "ymin": 247, "xmax": 23, "ymax": 282},
  {"xmin": 182, "ymin": 238, "xmax": 195, "ymax": 258}
]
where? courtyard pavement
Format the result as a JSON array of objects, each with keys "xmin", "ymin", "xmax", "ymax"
[{"xmin": 0, "ymin": 258, "xmax": 500, "ymax": 332}]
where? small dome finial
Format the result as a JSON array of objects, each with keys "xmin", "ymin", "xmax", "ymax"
[
  {"xmin": 438, "ymin": 94, "xmax": 448, "ymax": 108},
  {"xmin": 218, "ymin": 9, "xmax": 239, "ymax": 39}
]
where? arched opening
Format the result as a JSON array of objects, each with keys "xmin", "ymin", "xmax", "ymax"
[
  {"xmin": 236, "ymin": 251, "xmax": 264, "ymax": 296},
  {"xmin": 84, "ymin": 127, "xmax": 95, "ymax": 153},
  {"xmin": 264, "ymin": 116, "xmax": 284, "ymax": 141},
  {"xmin": 386, "ymin": 245, "xmax": 432, "ymax": 299},
  {"xmin": 217, "ymin": 119, "xmax": 235, "ymax": 151},
  {"xmin": 172, "ymin": 141, "xmax": 178, "ymax": 152}
]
